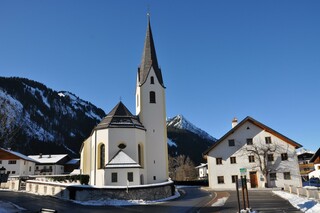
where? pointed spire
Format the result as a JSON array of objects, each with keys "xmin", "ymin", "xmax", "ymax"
[{"xmin": 138, "ymin": 14, "xmax": 164, "ymax": 87}]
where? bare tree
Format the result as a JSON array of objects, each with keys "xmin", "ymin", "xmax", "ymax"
[
  {"xmin": 239, "ymin": 139, "xmax": 294, "ymax": 188},
  {"xmin": 168, "ymin": 155, "xmax": 198, "ymax": 181}
]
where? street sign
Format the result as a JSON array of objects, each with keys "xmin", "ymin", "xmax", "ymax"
[{"xmin": 240, "ymin": 168, "xmax": 247, "ymax": 175}]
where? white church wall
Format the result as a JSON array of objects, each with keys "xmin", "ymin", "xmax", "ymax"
[
  {"xmin": 80, "ymin": 138, "xmax": 91, "ymax": 175},
  {"xmin": 105, "ymin": 168, "xmax": 140, "ymax": 186}
]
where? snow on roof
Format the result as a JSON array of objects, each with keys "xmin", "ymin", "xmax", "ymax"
[
  {"xmin": 0, "ymin": 148, "xmax": 38, "ymax": 163},
  {"xmin": 195, "ymin": 163, "xmax": 208, "ymax": 169},
  {"xmin": 28, "ymin": 154, "xmax": 68, "ymax": 164},
  {"xmin": 105, "ymin": 150, "xmax": 141, "ymax": 168}
]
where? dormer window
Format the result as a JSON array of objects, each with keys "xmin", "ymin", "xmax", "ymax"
[{"xmin": 150, "ymin": 76, "xmax": 154, "ymax": 84}]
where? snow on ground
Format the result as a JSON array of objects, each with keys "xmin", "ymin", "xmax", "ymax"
[
  {"xmin": 273, "ymin": 191, "xmax": 320, "ymax": 213},
  {"xmin": 74, "ymin": 190, "xmax": 180, "ymax": 206},
  {"xmin": 211, "ymin": 197, "xmax": 228, "ymax": 207}
]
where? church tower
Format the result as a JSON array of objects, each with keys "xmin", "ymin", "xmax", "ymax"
[{"xmin": 135, "ymin": 15, "xmax": 168, "ymax": 183}]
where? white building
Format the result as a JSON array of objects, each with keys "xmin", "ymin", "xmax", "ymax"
[
  {"xmin": 195, "ymin": 163, "xmax": 208, "ymax": 179},
  {"xmin": 204, "ymin": 117, "xmax": 302, "ymax": 189},
  {"xmin": 80, "ymin": 16, "xmax": 168, "ymax": 187},
  {"xmin": 0, "ymin": 148, "xmax": 37, "ymax": 176},
  {"xmin": 28, "ymin": 154, "xmax": 71, "ymax": 175},
  {"xmin": 308, "ymin": 148, "xmax": 320, "ymax": 179}
]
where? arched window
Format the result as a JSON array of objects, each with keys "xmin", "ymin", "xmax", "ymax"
[
  {"xmin": 150, "ymin": 76, "xmax": 154, "ymax": 84},
  {"xmin": 99, "ymin": 144, "xmax": 105, "ymax": 169},
  {"xmin": 149, "ymin": 91, "xmax": 156, "ymax": 103}
]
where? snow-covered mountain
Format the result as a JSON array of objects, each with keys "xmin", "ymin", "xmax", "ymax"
[
  {"xmin": 0, "ymin": 77, "xmax": 217, "ymax": 163},
  {"xmin": 166, "ymin": 115, "xmax": 217, "ymax": 165},
  {"xmin": 167, "ymin": 115, "xmax": 216, "ymax": 141},
  {"xmin": 0, "ymin": 77, "xmax": 105, "ymax": 156}
]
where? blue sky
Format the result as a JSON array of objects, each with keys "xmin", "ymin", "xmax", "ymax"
[{"xmin": 0, "ymin": 1, "xmax": 319, "ymax": 151}]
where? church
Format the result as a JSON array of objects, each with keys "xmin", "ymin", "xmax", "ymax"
[{"xmin": 80, "ymin": 16, "xmax": 169, "ymax": 187}]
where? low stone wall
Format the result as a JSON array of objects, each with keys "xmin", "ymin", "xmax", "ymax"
[
  {"xmin": 284, "ymin": 184, "xmax": 320, "ymax": 201},
  {"xmin": 1, "ymin": 177, "xmax": 20, "ymax": 191},
  {"xmin": 25, "ymin": 180, "xmax": 175, "ymax": 202},
  {"xmin": 26, "ymin": 180, "xmax": 70, "ymax": 199}
]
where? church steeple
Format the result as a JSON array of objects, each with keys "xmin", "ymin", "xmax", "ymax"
[{"xmin": 138, "ymin": 14, "xmax": 164, "ymax": 87}]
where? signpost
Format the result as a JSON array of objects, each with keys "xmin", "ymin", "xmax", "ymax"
[{"xmin": 235, "ymin": 168, "xmax": 250, "ymax": 212}]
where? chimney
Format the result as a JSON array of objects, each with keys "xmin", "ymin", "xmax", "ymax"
[
  {"xmin": 39, "ymin": 153, "xmax": 42, "ymax": 158},
  {"xmin": 232, "ymin": 117, "xmax": 238, "ymax": 128}
]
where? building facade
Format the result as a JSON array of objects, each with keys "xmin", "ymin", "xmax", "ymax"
[
  {"xmin": 28, "ymin": 154, "xmax": 71, "ymax": 175},
  {"xmin": 0, "ymin": 148, "xmax": 36, "ymax": 176},
  {"xmin": 297, "ymin": 149, "xmax": 315, "ymax": 181},
  {"xmin": 80, "ymin": 16, "xmax": 168, "ymax": 187},
  {"xmin": 308, "ymin": 148, "xmax": 320, "ymax": 179},
  {"xmin": 195, "ymin": 163, "xmax": 208, "ymax": 179},
  {"xmin": 204, "ymin": 117, "xmax": 302, "ymax": 189}
]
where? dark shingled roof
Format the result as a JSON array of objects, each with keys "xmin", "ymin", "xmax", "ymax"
[
  {"xmin": 310, "ymin": 148, "xmax": 320, "ymax": 163},
  {"xmin": 138, "ymin": 16, "xmax": 165, "ymax": 88},
  {"xmin": 94, "ymin": 101, "xmax": 145, "ymax": 130}
]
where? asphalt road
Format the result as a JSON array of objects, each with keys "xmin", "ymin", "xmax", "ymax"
[
  {"xmin": 0, "ymin": 186, "xmax": 213, "ymax": 213},
  {"xmin": 0, "ymin": 188, "xmax": 302, "ymax": 213}
]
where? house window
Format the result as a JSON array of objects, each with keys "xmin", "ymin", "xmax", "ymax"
[
  {"xmin": 150, "ymin": 76, "xmax": 154, "ymax": 84},
  {"xmin": 8, "ymin": 160, "xmax": 16, "ymax": 164},
  {"xmin": 270, "ymin": 173, "xmax": 277, "ymax": 181},
  {"xmin": 267, "ymin": 154, "xmax": 274, "ymax": 162},
  {"xmin": 281, "ymin": 153, "xmax": 288, "ymax": 161},
  {"xmin": 265, "ymin": 137, "xmax": 272, "ymax": 144},
  {"xmin": 231, "ymin": 175, "xmax": 238, "ymax": 183},
  {"xmin": 217, "ymin": 176, "xmax": 224, "ymax": 184},
  {"xmin": 111, "ymin": 173, "xmax": 118, "ymax": 182},
  {"xmin": 29, "ymin": 166, "xmax": 31, "ymax": 172},
  {"xmin": 0, "ymin": 160, "xmax": 2, "ymax": 164},
  {"xmin": 246, "ymin": 138, "xmax": 253, "ymax": 145},
  {"xmin": 12, "ymin": 171, "xmax": 16, "ymax": 174},
  {"xmin": 153, "ymin": 176, "xmax": 156, "ymax": 180},
  {"xmin": 249, "ymin": 155, "xmax": 255, "ymax": 163},
  {"xmin": 128, "ymin": 172, "xmax": 134, "ymax": 182},
  {"xmin": 99, "ymin": 144, "xmax": 105, "ymax": 169},
  {"xmin": 228, "ymin": 139, "xmax": 235, "ymax": 147},
  {"xmin": 216, "ymin": 158, "xmax": 222, "ymax": 165},
  {"xmin": 284, "ymin": 172, "xmax": 291, "ymax": 180},
  {"xmin": 230, "ymin": 157, "xmax": 237, "ymax": 164},
  {"xmin": 149, "ymin": 91, "xmax": 156, "ymax": 103}
]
